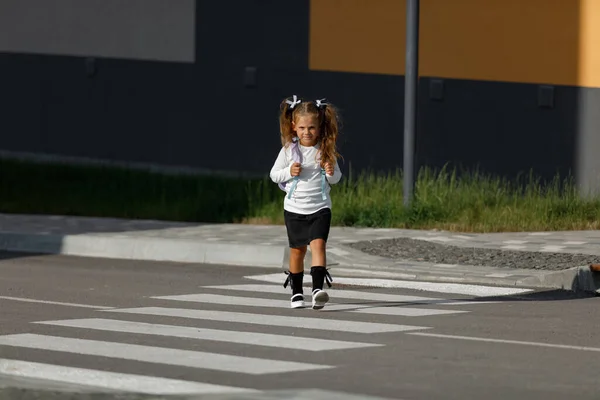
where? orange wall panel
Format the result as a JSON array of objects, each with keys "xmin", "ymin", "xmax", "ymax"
[
  {"xmin": 578, "ymin": 0, "xmax": 600, "ymax": 88},
  {"xmin": 419, "ymin": 0, "xmax": 579, "ymax": 86},
  {"xmin": 309, "ymin": 0, "xmax": 406, "ymax": 76},
  {"xmin": 310, "ymin": 0, "xmax": 586, "ymax": 87}
]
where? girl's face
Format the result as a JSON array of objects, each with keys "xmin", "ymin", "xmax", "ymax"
[{"xmin": 293, "ymin": 114, "xmax": 320, "ymax": 147}]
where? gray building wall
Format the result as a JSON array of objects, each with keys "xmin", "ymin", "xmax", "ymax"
[
  {"xmin": 0, "ymin": 0, "xmax": 597, "ymax": 194},
  {"xmin": 575, "ymin": 89, "xmax": 600, "ymax": 196},
  {"xmin": 0, "ymin": 0, "xmax": 195, "ymax": 63}
]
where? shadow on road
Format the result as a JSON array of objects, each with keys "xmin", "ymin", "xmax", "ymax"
[{"xmin": 481, "ymin": 288, "xmax": 597, "ymax": 302}]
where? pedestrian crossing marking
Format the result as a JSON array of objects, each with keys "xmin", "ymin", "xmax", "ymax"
[
  {"xmin": 0, "ymin": 279, "xmax": 497, "ymax": 395},
  {"xmin": 152, "ymin": 294, "xmax": 467, "ymax": 317},
  {"xmin": 0, "ymin": 359, "xmax": 257, "ymax": 395},
  {"xmin": 244, "ymin": 274, "xmax": 532, "ymax": 296},
  {"xmin": 35, "ymin": 318, "xmax": 382, "ymax": 351},
  {"xmin": 200, "ymin": 284, "xmax": 488, "ymax": 305},
  {"xmin": 0, "ymin": 334, "xmax": 333, "ymax": 375},
  {"xmin": 0, "ymin": 296, "xmax": 114, "ymax": 309},
  {"xmin": 102, "ymin": 307, "xmax": 430, "ymax": 334}
]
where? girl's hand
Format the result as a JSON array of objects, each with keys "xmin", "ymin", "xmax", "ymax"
[
  {"xmin": 324, "ymin": 162, "xmax": 334, "ymax": 176},
  {"xmin": 290, "ymin": 162, "xmax": 302, "ymax": 177}
]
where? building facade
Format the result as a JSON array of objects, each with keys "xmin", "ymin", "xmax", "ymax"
[{"xmin": 2, "ymin": 0, "xmax": 599, "ymax": 192}]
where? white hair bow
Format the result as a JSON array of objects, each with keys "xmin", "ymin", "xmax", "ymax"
[
  {"xmin": 315, "ymin": 98, "xmax": 328, "ymax": 108},
  {"xmin": 285, "ymin": 95, "xmax": 302, "ymax": 109}
]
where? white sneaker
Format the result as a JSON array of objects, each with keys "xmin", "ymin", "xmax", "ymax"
[
  {"xmin": 312, "ymin": 289, "xmax": 329, "ymax": 310},
  {"xmin": 291, "ymin": 294, "xmax": 305, "ymax": 309}
]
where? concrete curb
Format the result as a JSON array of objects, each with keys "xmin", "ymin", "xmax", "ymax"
[
  {"xmin": 327, "ymin": 267, "xmax": 549, "ymax": 290},
  {"xmin": 0, "ymin": 231, "xmax": 597, "ymax": 294},
  {"xmin": 323, "ymin": 265, "xmax": 600, "ymax": 294},
  {"xmin": 0, "ymin": 232, "xmax": 283, "ymax": 268},
  {"xmin": 518, "ymin": 266, "xmax": 599, "ymax": 294},
  {"xmin": 505, "ymin": 265, "xmax": 600, "ymax": 295}
]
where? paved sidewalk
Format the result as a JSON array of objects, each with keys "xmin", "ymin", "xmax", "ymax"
[{"xmin": 0, "ymin": 213, "xmax": 598, "ymax": 293}]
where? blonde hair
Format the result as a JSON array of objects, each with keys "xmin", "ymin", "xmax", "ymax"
[{"xmin": 278, "ymin": 96, "xmax": 342, "ymax": 167}]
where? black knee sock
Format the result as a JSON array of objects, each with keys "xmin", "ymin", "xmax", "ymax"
[
  {"xmin": 284, "ymin": 271, "xmax": 304, "ymax": 295},
  {"xmin": 310, "ymin": 266, "xmax": 327, "ymax": 291}
]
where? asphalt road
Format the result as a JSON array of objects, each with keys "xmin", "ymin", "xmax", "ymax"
[{"xmin": 0, "ymin": 251, "xmax": 599, "ymax": 400}]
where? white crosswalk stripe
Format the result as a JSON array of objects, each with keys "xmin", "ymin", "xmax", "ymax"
[
  {"xmin": 244, "ymin": 273, "xmax": 533, "ymax": 297},
  {"xmin": 0, "ymin": 334, "xmax": 333, "ymax": 374},
  {"xmin": 199, "ymin": 284, "xmax": 496, "ymax": 305},
  {"xmin": 152, "ymin": 293, "xmax": 468, "ymax": 317},
  {"xmin": 35, "ymin": 318, "xmax": 382, "ymax": 351},
  {"xmin": 0, "ymin": 359, "xmax": 258, "ymax": 395},
  {"xmin": 101, "ymin": 307, "xmax": 429, "ymax": 333},
  {"xmin": 0, "ymin": 278, "xmax": 492, "ymax": 396}
]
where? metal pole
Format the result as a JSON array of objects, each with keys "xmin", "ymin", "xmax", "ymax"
[{"xmin": 403, "ymin": 0, "xmax": 419, "ymax": 207}]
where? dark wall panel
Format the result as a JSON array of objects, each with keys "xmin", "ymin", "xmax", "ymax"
[
  {"xmin": 293, "ymin": 75, "xmax": 578, "ymax": 184},
  {"xmin": 416, "ymin": 78, "xmax": 577, "ymax": 182},
  {"xmin": 0, "ymin": 55, "xmax": 46, "ymax": 152},
  {"xmin": 303, "ymin": 71, "xmax": 406, "ymax": 174},
  {"xmin": 189, "ymin": 0, "xmax": 311, "ymax": 173}
]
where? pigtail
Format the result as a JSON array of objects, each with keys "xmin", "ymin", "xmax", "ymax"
[
  {"xmin": 279, "ymin": 95, "xmax": 302, "ymax": 147},
  {"xmin": 314, "ymin": 98, "xmax": 342, "ymax": 168}
]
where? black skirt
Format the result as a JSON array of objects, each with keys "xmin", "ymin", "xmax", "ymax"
[{"xmin": 284, "ymin": 207, "xmax": 332, "ymax": 248}]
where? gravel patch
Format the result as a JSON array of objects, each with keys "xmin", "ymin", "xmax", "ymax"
[{"xmin": 346, "ymin": 237, "xmax": 595, "ymax": 271}]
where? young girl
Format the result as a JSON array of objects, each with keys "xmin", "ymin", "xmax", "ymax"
[{"xmin": 269, "ymin": 95, "xmax": 342, "ymax": 310}]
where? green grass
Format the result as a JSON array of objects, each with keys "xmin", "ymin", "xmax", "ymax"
[{"xmin": 1, "ymin": 158, "xmax": 599, "ymax": 232}]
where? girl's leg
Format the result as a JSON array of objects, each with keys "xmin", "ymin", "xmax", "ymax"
[
  {"xmin": 286, "ymin": 246, "xmax": 307, "ymax": 308},
  {"xmin": 309, "ymin": 238, "xmax": 330, "ymax": 310},
  {"xmin": 290, "ymin": 246, "xmax": 307, "ymax": 273},
  {"xmin": 309, "ymin": 239, "xmax": 326, "ymax": 267}
]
